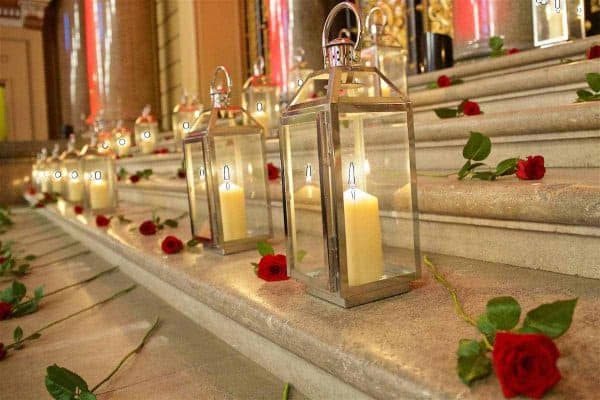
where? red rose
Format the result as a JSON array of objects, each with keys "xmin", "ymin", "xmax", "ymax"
[
  {"xmin": 139, "ymin": 220, "xmax": 157, "ymax": 235},
  {"xmin": 27, "ymin": 187, "xmax": 36, "ymax": 195},
  {"xmin": 507, "ymin": 48, "xmax": 520, "ymax": 55},
  {"xmin": 34, "ymin": 202, "xmax": 45, "ymax": 208},
  {"xmin": 586, "ymin": 45, "xmax": 600, "ymax": 60},
  {"xmin": 0, "ymin": 302, "xmax": 12, "ymax": 320},
  {"xmin": 0, "ymin": 256, "xmax": 5, "ymax": 264},
  {"xmin": 0, "ymin": 343, "xmax": 6, "ymax": 361},
  {"xmin": 154, "ymin": 147, "xmax": 169, "ymax": 154},
  {"xmin": 96, "ymin": 215, "xmax": 111, "ymax": 227},
  {"xmin": 437, "ymin": 75, "xmax": 452, "ymax": 87},
  {"xmin": 74, "ymin": 205, "xmax": 84, "ymax": 215},
  {"xmin": 516, "ymin": 155, "xmax": 545, "ymax": 180},
  {"xmin": 267, "ymin": 163, "xmax": 280, "ymax": 181},
  {"xmin": 462, "ymin": 100, "xmax": 481, "ymax": 116},
  {"xmin": 177, "ymin": 170, "xmax": 186, "ymax": 179},
  {"xmin": 257, "ymin": 254, "xmax": 288, "ymax": 282},
  {"xmin": 493, "ymin": 332, "xmax": 561, "ymax": 399},
  {"xmin": 161, "ymin": 235, "xmax": 184, "ymax": 254},
  {"xmin": 129, "ymin": 174, "xmax": 140, "ymax": 183},
  {"xmin": 43, "ymin": 192, "xmax": 52, "ymax": 200}
]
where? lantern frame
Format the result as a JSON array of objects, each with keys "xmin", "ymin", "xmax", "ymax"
[
  {"xmin": 60, "ymin": 134, "xmax": 85, "ymax": 203},
  {"xmin": 184, "ymin": 66, "xmax": 273, "ymax": 255},
  {"xmin": 81, "ymin": 135, "xmax": 119, "ymax": 213},
  {"xmin": 279, "ymin": 2, "xmax": 421, "ymax": 307},
  {"xmin": 242, "ymin": 56, "xmax": 280, "ymax": 137}
]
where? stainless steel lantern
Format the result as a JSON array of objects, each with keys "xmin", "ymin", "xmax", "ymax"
[
  {"xmin": 48, "ymin": 144, "xmax": 63, "ymax": 195},
  {"xmin": 361, "ymin": 7, "xmax": 408, "ymax": 96},
  {"xmin": 172, "ymin": 95, "xmax": 202, "ymax": 152},
  {"xmin": 112, "ymin": 121, "xmax": 132, "ymax": 157},
  {"xmin": 96, "ymin": 120, "xmax": 114, "ymax": 156},
  {"xmin": 242, "ymin": 57, "xmax": 280, "ymax": 137},
  {"xmin": 134, "ymin": 105, "xmax": 159, "ymax": 155},
  {"xmin": 81, "ymin": 133, "xmax": 118, "ymax": 213},
  {"xmin": 287, "ymin": 48, "xmax": 314, "ymax": 103},
  {"xmin": 280, "ymin": 2, "xmax": 421, "ymax": 307},
  {"xmin": 183, "ymin": 66, "xmax": 273, "ymax": 254},
  {"xmin": 60, "ymin": 134, "xmax": 84, "ymax": 203}
]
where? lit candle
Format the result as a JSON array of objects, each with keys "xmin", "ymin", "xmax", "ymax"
[
  {"xmin": 252, "ymin": 102, "xmax": 270, "ymax": 133},
  {"xmin": 218, "ymin": 165, "xmax": 247, "ymax": 241},
  {"xmin": 343, "ymin": 162, "xmax": 384, "ymax": 286},
  {"xmin": 40, "ymin": 171, "xmax": 49, "ymax": 193},
  {"xmin": 67, "ymin": 170, "xmax": 84, "ymax": 202},
  {"xmin": 294, "ymin": 163, "xmax": 321, "ymax": 204},
  {"xmin": 139, "ymin": 130, "xmax": 156, "ymax": 154},
  {"xmin": 115, "ymin": 136, "xmax": 131, "ymax": 157},
  {"xmin": 50, "ymin": 170, "xmax": 63, "ymax": 194},
  {"xmin": 89, "ymin": 171, "xmax": 111, "ymax": 210},
  {"xmin": 381, "ymin": 81, "xmax": 391, "ymax": 97}
]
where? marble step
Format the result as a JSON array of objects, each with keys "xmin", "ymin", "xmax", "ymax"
[
  {"xmin": 0, "ymin": 210, "xmax": 306, "ymax": 400},
  {"xmin": 115, "ymin": 169, "xmax": 600, "ymax": 280},
  {"xmin": 37, "ymin": 204, "xmax": 600, "ymax": 400}
]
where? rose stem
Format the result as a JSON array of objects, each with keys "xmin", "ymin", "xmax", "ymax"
[
  {"xmin": 282, "ymin": 382, "xmax": 291, "ymax": 400},
  {"xmin": 417, "ymin": 172, "xmax": 456, "ymax": 178},
  {"xmin": 423, "ymin": 256, "xmax": 494, "ymax": 351},
  {"xmin": 29, "ymin": 241, "xmax": 81, "ymax": 260},
  {"xmin": 5, "ymin": 284, "xmax": 137, "ymax": 350},
  {"xmin": 31, "ymin": 250, "xmax": 92, "ymax": 269},
  {"xmin": 90, "ymin": 316, "xmax": 160, "ymax": 393}
]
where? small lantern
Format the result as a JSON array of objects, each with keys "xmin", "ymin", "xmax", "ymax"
[
  {"xmin": 112, "ymin": 121, "xmax": 132, "ymax": 157},
  {"xmin": 39, "ymin": 148, "xmax": 50, "ymax": 193},
  {"xmin": 134, "ymin": 105, "xmax": 159, "ymax": 155},
  {"xmin": 81, "ymin": 133, "xmax": 118, "ymax": 212},
  {"xmin": 360, "ymin": 7, "xmax": 408, "ymax": 96},
  {"xmin": 287, "ymin": 48, "xmax": 314, "ymax": 102},
  {"xmin": 183, "ymin": 66, "xmax": 273, "ymax": 254},
  {"xmin": 48, "ymin": 144, "xmax": 63, "ymax": 195},
  {"xmin": 60, "ymin": 134, "xmax": 84, "ymax": 203},
  {"xmin": 172, "ymin": 94, "xmax": 202, "ymax": 152},
  {"xmin": 242, "ymin": 57, "xmax": 280, "ymax": 137},
  {"xmin": 96, "ymin": 120, "xmax": 114, "ymax": 155},
  {"xmin": 279, "ymin": 2, "xmax": 420, "ymax": 307}
]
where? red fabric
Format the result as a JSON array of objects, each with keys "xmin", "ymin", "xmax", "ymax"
[
  {"xmin": 516, "ymin": 156, "xmax": 545, "ymax": 180},
  {"xmin": 257, "ymin": 254, "xmax": 288, "ymax": 282},
  {"xmin": 492, "ymin": 332, "xmax": 561, "ymax": 398}
]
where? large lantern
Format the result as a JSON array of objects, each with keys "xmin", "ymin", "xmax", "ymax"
[
  {"xmin": 60, "ymin": 134, "xmax": 84, "ymax": 203},
  {"xmin": 81, "ymin": 133, "xmax": 118, "ymax": 212},
  {"xmin": 287, "ymin": 48, "xmax": 314, "ymax": 102},
  {"xmin": 48, "ymin": 144, "xmax": 63, "ymax": 195},
  {"xmin": 360, "ymin": 7, "xmax": 408, "ymax": 96},
  {"xmin": 279, "ymin": 2, "xmax": 421, "ymax": 307},
  {"xmin": 183, "ymin": 66, "xmax": 273, "ymax": 254},
  {"xmin": 112, "ymin": 121, "xmax": 132, "ymax": 157},
  {"xmin": 172, "ymin": 95, "xmax": 202, "ymax": 152},
  {"xmin": 134, "ymin": 105, "xmax": 159, "ymax": 155},
  {"xmin": 242, "ymin": 57, "xmax": 279, "ymax": 137}
]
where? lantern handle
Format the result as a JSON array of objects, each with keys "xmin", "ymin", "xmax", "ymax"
[
  {"xmin": 321, "ymin": 1, "xmax": 362, "ymax": 53},
  {"xmin": 210, "ymin": 66, "xmax": 233, "ymax": 96},
  {"xmin": 253, "ymin": 56, "xmax": 265, "ymax": 76},
  {"xmin": 365, "ymin": 6, "xmax": 387, "ymax": 37}
]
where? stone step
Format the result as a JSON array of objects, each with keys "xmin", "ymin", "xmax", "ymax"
[
  {"xmin": 115, "ymin": 168, "xmax": 600, "ymax": 279},
  {"xmin": 36, "ymin": 204, "xmax": 600, "ymax": 400},
  {"xmin": 0, "ymin": 210, "xmax": 306, "ymax": 400}
]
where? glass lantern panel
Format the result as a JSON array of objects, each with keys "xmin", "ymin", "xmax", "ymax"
[
  {"xmin": 185, "ymin": 141, "xmax": 212, "ymax": 241},
  {"xmin": 135, "ymin": 122, "xmax": 159, "ymax": 154},
  {"xmin": 49, "ymin": 160, "xmax": 64, "ymax": 194},
  {"xmin": 288, "ymin": 67, "xmax": 315, "ymax": 101},
  {"xmin": 40, "ymin": 165, "xmax": 50, "ymax": 193},
  {"xmin": 337, "ymin": 110, "xmax": 417, "ymax": 287},
  {"xmin": 334, "ymin": 70, "xmax": 400, "ymax": 99},
  {"xmin": 290, "ymin": 72, "xmax": 329, "ymax": 106},
  {"xmin": 532, "ymin": 0, "xmax": 569, "ymax": 47},
  {"xmin": 212, "ymin": 134, "xmax": 270, "ymax": 242},
  {"xmin": 361, "ymin": 45, "xmax": 407, "ymax": 95},
  {"xmin": 174, "ymin": 110, "xmax": 201, "ymax": 147},
  {"xmin": 61, "ymin": 159, "xmax": 84, "ymax": 203},
  {"xmin": 114, "ymin": 132, "xmax": 132, "ymax": 157},
  {"xmin": 243, "ymin": 85, "xmax": 280, "ymax": 132},
  {"xmin": 83, "ymin": 158, "xmax": 117, "ymax": 211},
  {"xmin": 282, "ymin": 117, "xmax": 328, "ymax": 290}
]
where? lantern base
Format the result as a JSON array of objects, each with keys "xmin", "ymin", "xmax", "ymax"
[
  {"xmin": 305, "ymin": 275, "xmax": 414, "ymax": 308},
  {"xmin": 210, "ymin": 234, "xmax": 273, "ymax": 255}
]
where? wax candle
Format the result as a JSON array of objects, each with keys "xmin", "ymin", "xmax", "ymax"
[
  {"xmin": 89, "ymin": 178, "xmax": 111, "ymax": 210},
  {"xmin": 343, "ymin": 163, "xmax": 384, "ymax": 286},
  {"xmin": 381, "ymin": 82, "xmax": 391, "ymax": 97},
  {"xmin": 68, "ymin": 177, "xmax": 84, "ymax": 202},
  {"xmin": 115, "ymin": 136, "xmax": 131, "ymax": 157},
  {"xmin": 218, "ymin": 165, "xmax": 247, "ymax": 241},
  {"xmin": 294, "ymin": 164, "xmax": 321, "ymax": 204},
  {"xmin": 50, "ymin": 171, "xmax": 63, "ymax": 194},
  {"xmin": 40, "ymin": 172, "xmax": 49, "ymax": 193},
  {"xmin": 139, "ymin": 131, "xmax": 156, "ymax": 154}
]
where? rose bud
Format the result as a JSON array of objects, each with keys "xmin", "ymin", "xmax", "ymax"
[
  {"xmin": 437, "ymin": 74, "xmax": 451, "ymax": 88},
  {"xmin": 129, "ymin": 174, "xmax": 141, "ymax": 183},
  {"xmin": 0, "ymin": 302, "xmax": 12, "ymax": 320},
  {"xmin": 586, "ymin": 45, "xmax": 600, "ymax": 60},
  {"xmin": 74, "ymin": 205, "xmax": 84, "ymax": 215},
  {"xmin": 161, "ymin": 235, "xmax": 184, "ymax": 254},
  {"xmin": 267, "ymin": 163, "xmax": 280, "ymax": 181},
  {"xmin": 256, "ymin": 254, "xmax": 289, "ymax": 282},
  {"xmin": 0, "ymin": 343, "xmax": 6, "ymax": 361},
  {"xmin": 516, "ymin": 155, "xmax": 545, "ymax": 180},
  {"xmin": 507, "ymin": 48, "xmax": 520, "ymax": 55},
  {"xmin": 139, "ymin": 220, "xmax": 158, "ymax": 236},
  {"xmin": 95, "ymin": 215, "xmax": 111, "ymax": 227},
  {"xmin": 462, "ymin": 100, "xmax": 481, "ymax": 116}
]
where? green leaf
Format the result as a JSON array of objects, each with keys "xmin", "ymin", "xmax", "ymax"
[
  {"xmin": 1, "ymin": 280, "xmax": 27, "ymax": 304},
  {"xmin": 452, "ymin": 78, "xmax": 464, "ymax": 85},
  {"xmin": 522, "ymin": 298, "xmax": 578, "ymax": 339},
  {"xmin": 462, "ymin": 132, "xmax": 492, "ymax": 161},
  {"xmin": 34, "ymin": 286, "xmax": 44, "ymax": 300},
  {"xmin": 495, "ymin": 158, "xmax": 519, "ymax": 177},
  {"xmin": 476, "ymin": 314, "xmax": 496, "ymax": 343},
  {"xmin": 45, "ymin": 364, "xmax": 89, "ymax": 400},
  {"xmin": 296, "ymin": 250, "xmax": 307, "ymax": 263},
  {"xmin": 24, "ymin": 254, "xmax": 37, "ymax": 261},
  {"xmin": 586, "ymin": 73, "xmax": 600, "ymax": 92},
  {"xmin": 30, "ymin": 332, "xmax": 42, "ymax": 340},
  {"xmin": 489, "ymin": 36, "xmax": 504, "ymax": 51},
  {"xmin": 426, "ymin": 82, "xmax": 438, "ymax": 89},
  {"xmin": 456, "ymin": 339, "xmax": 492, "ymax": 385},
  {"xmin": 79, "ymin": 391, "xmax": 97, "ymax": 400},
  {"xmin": 257, "ymin": 241, "xmax": 274, "ymax": 257},
  {"xmin": 13, "ymin": 326, "xmax": 23, "ymax": 342},
  {"xmin": 486, "ymin": 296, "xmax": 521, "ymax": 330},
  {"xmin": 433, "ymin": 108, "xmax": 459, "ymax": 119},
  {"xmin": 577, "ymin": 89, "xmax": 594, "ymax": 100},
  {"xmin": 163, "ymin": 219, "xmax": 178, "ymax": 228},
  {"xmin": 457, "ymin": 161, "xmax": 486, "ymax": 180},
  {"xmin": 117, "ymin": 215, "xmax": 132, "ymax": 224},
  {"xmin": 471, "ymin": 171, "xmax": 497, "ymax": 181},
  {"xmin": 186, "ymin": 238, "xmax": 200, "ymax": 248}
]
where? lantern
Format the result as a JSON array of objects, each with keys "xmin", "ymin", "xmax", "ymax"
[
  {"xmin": 112, "ymin": 121, "xmax": 132, "ymax": 157},
  {"xmin": 39, "ymin": 148, "xmax": 50, "ymax": 194},
  {"xmin": 31, "ymin": 152, "xmax": 43, "ymax": 192},
  {"xmin": 287, "ymin": 48, "xmax": 314, "ymax": 102},
  {"xmin": 172, "ymin": 94, "xmax": 202, "ymax": 152},
  {"xmin": 81, "ymin": 133, "xmax": 118, "ymax": 212},
  {"xmin": 279, "ymin": 2, "xmax": 421, "ymax": 307},
  {"xmin": 96, "ymin": 120, "xmax": 113, "ymax": 155},
  {"xmin": 134, "ymin": 105, "xmax": 159, "ymax": 155},
  {"xmin": 48, "ymin": 144, "xmax": 63, "ymax": 195},
  {"xmin": 360, "ymin": 7, "xmax": 408, "ymax": 96},
  {"xmin": 60, "ymin": 134, "xmax": 84, "ymax": 203},
  {"xmin": 242, "ymin": 57, "xmax": 279, "ymax": 137},
  {"xmin": 183, "ymin": 66, "xmax": 273, "ymax": 254}
]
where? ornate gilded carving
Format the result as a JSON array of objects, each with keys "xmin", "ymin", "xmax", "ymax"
[
  {"xmin": 426, "ymin": 0, "xmax": 453, "ymax": 36},
  {"xmin": 362, "ymin": 0, "xmax": 408, "ymax": 50}
]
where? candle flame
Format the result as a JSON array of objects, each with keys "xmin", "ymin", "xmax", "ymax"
[
  {"xmin": 305, "ymin": 163, "xmax": 312, "ymax": 184},
  {"xmin": 348, "ymin": 162, "xmax": 356, "ymax": 187},
  {"xmin": 256, "ymin": 102, "xmax": 264, "ymax": 112}
]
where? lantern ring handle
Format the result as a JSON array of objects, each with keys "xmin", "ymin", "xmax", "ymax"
[
  {"xmin": 210, "ymin": 65, "xmax": 232, "ymax": 95},
  {"xmin": 365, "ymin": 7, "xmax": 387, "ymax": 30},
  {"xmin": 321, "ymin": 1, "xmax": 362, "ymax": 52}
]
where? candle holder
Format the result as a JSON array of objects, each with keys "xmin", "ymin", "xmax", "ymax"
[
  {"xmin": 48, "ymin": 144, "xmax": 63, "ymax": 196},
  {"xmin": 172, "ymin": 94, "xmax": 202, "ymax": 152},
  {"xmin": 60, "ymin": 134, "xmax": 84, "ymax": 204},
  {"xmin": 287, "ymin": 48, "xmax": 314, "ymax": 103},
  {"xmin": 279, "ymin": 2, "xmax": 421, "ymax": 307},
  {"xmin": 242, "ymin": 57, "xmax": 280, "ymax": 137},
  {"xmin": 134, "ymin": 105, "xmax": 159, "ymax": 155},
  {"xmin": 112, "ymin": 121, "xmax": 132, "ymax": 157},
  {"xmin": 361, "ymin": 7, "xmax": 408, "ymax": 96},
  {"xmin": 183, "ymin": 66, "xmax": 273, "ymax": 254},
  {"xmin": 81, "ymin": 133, "xmax": 118, "ymax": 213}
]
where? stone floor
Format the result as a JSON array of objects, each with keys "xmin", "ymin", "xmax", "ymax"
[{"xmin": 0, "ymin": 211, "xmax": 306, "ymax": 399}]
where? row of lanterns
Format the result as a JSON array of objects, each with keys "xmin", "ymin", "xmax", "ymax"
[{"xmin": 31, "ymin": 3, "xmax": 418, "ymax": 308}]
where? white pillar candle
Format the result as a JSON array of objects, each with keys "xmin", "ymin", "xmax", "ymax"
[
  {"xmin": 115, "ymin": 137, "xmax": 131, "ymax": 157},
  {"xmin": 89, "ymin": 179, "xmax": 111, "ymax": 210},
  {"xmin": 219, "ymin": 182, "xmax": 247, "ymax": 241},
  {"xmin": 40, "ymin": 173, "xmax": 49, "ymax": 193},
  {"xmin": 139, "ymin": 130, "xmax": 156, "ymax": 154},
  {"xmin": 68, "ymin": 178, "xmax": 84, "ymax": 202},
  {"xmin": 294, "ymin": 184, "xmax": 320, "ymax": 204}
]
